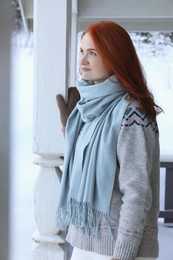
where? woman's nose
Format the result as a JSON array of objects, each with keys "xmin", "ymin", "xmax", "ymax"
[{"xmin": 80, "ymin": 54, "xmax": 89, "ymax": 65}]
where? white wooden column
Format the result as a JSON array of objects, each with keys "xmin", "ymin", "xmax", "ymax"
[
  {"xmin": 32, "ymin": 0, "xmax": 72, "ymax": 259},
  {"xmin": 69, "ymin": 0, "xmax": 78, "ymax": 86}
]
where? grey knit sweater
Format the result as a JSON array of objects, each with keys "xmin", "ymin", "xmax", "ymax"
[{"xmin": 66, "ymin": 102, "xmax": 160, "ymax": 260}]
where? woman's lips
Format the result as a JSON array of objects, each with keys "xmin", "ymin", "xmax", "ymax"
[{"xmin": 81, "ymin": 68, "xmax": 91, "ymax": 72}]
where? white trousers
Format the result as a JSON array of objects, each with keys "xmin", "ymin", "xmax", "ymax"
[{"xmin": 71, "ymin": 247, "xmax": 156, "ymax": 260}]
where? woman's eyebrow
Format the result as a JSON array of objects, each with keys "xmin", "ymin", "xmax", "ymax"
[
  {"xmin": 80, "ymin": 47, "xmax": 97, "ymax": 51},
  {"xmin": 87, "ymin": 48, "xmax": 97, "ymax": 51}
]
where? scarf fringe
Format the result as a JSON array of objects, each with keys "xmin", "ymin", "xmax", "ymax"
[{"xmin": 57, "ymin": 198, "xmax": 113, "ymax": 237}]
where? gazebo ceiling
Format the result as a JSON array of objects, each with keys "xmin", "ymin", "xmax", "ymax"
[
  {"xmin": 77, "ymin": 0, "xmax": 173, "ymax": 31},
  {"xmin": 22, "ymin": 0, "xmax": 173, "ymax": 32}
]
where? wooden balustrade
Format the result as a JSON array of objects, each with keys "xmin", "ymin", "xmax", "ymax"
[{"xmin": 159, "ymin": 160, "xmax": 173, "ymax": 223}]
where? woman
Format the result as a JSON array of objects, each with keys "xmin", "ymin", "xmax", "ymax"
[{"xmin": 56, "ymin": 21, "xmax": 161, "ymax": 260}]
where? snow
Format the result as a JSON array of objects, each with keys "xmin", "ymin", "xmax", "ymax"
[
  {"xmin": 10, "ymin": 32, "xmax": 173, "ymax": 260},
  {"xmin": 134, "ymin": 40, "xmax": 173, "ymax": 155}
]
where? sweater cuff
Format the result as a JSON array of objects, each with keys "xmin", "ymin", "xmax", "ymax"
[{"xmin": 113, "ymin": 239, "xmax": 138, "ymax": 260}]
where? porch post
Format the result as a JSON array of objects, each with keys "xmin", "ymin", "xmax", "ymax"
[{"xmin": 32, "ymin": 0, "xmax": 72, "ymax": 259}]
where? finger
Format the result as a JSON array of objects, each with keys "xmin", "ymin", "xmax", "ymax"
[
  {"xmin": 67, "ymin": 88, "xmax": 80, "ymax": 115},
  {"xmin": 56, "ymin": 94, "xmax": 68, "ymax": 127},
  {"xmin": 56, "ymin": 94, "xmax": 67, "ymax": 113}
]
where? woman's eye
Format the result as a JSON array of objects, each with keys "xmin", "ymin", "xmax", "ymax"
[
  {"xmin": 80, "ymin": 49, "xmax": 84, "ymax": 55},
  {"xmin": 79, "ymin": 49, "xmax": 97, "ymax": 57},
  {"xmin": 88, "ymin": 51, "xmax": 96, "ymax": 56}
]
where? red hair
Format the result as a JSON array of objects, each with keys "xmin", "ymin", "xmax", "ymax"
[{"xmin": 82, "ymin": 21, "xmax": 162, "ymax": 119}]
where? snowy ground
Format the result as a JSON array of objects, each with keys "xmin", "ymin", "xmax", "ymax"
[{"xmin": 9, "ymin": 32, "xmax": 173, "ymax": 260}]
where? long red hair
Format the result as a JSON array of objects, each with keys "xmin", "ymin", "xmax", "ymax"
[{"xmin": 82, "ymin": 21, "xmax": 162, "ymax": 119}]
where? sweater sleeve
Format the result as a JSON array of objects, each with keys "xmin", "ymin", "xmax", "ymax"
[{"xmin": 113, "ymin": 105, "xmax": 159, "ymax": 260}]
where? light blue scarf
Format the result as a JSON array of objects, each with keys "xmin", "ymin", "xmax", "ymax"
[{"xmin": 57, "ymin": 76, "xmax": 129, "ymax": 235}]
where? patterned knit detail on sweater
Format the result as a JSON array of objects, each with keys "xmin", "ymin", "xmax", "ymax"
[{"xmin": 121, "ymin": 105, "xmax": 158, "ymax": 133}]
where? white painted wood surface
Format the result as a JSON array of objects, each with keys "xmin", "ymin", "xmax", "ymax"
[
  {"xmin": 32, "ymin": 243, "xmax": 66, "ymax": 260},
  {"xmin": 78, "ymin": 0, "xmax": 173, "ymax": 17},
  {"xmin": 23, "ymin": 0, "xmax": 173, "ymax": 32},
  {"xmin": 33, "ymin": 159, "xmax": 63, "ymax": 235},
  {"xmin": 33, "ymin": 0, "xmax": 72, "ymax": 155},
  {"xmin": 77, "ymin": 0, "xmax": 173, "ymax": 31},
  {"xmin": 32, "ymin": 0, "xmax": 72, "ymax": 259},
  {"xmin": 24, "ymin": 0, "xmax": 33, "ymax": 19},
  {"xmin": 78, "ymin": 17, "xmax": 173, "ymax": 32}
]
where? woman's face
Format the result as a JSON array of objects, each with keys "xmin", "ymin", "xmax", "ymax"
[{"xmin": 79, "ymin": 32, "xmax": 109, "ymax": 84}]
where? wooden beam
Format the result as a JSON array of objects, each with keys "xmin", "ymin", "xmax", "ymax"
[
  {"xmin": 18, "ymin": 0, "xmax": 30, "ymax": 38},
  {"xmin": 24, "ymin": 0, "xmax": 33, "ymax": 19},
  {"xmin": 78, "ymin": 0, "xmax": 173, "ymax": 18},
  {"xmin": 77, "ymin": 0, "xmax": 173, "ymax": 31},
  {"xmin": 77, "ymin": 17, "xmax": 173, "ymax": 32}
]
